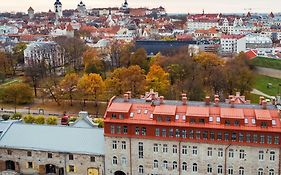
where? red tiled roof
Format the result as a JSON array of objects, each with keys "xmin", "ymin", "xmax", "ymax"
[
  {"xmin": 255, "ymin": 109, "xmax": 272, "ymax": 121},
  {"xmin": 153, "ymin": 105, "xmax": 177, "ymax": 116},
  {"xmin": 245, "ymin": 50, "xmax": 257, "ymax": 60},
  {"xmin": 220, "ymin": 108, "xmax": 244, "ymax": 119},
  {"xmin": 107, "ymin": 103, "xmax": 132, "ymax": 113},
  {"xmin": 186, "ymin": 106, "xmax": 209, "ymax": 117}
]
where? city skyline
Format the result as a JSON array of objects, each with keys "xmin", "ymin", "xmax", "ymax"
[{"xmin": 1, "ymin": 0, "xmax": 281, "ymax": 14}]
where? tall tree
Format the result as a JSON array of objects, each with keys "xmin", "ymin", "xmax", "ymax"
[
  {"xmin": 130, "ymin": 48, "xmax": 148, "ymax": 71},
  {"xmin": 60, "ymin": 73, "xmax": 79, "ymax": 106},
  {"xmin": 12, "ymin": 42, "xmax": 27, "ymax": 64},
  {"xmin": 146, "ymin": 65, "xmax": 170, "ymax": 96},
  {"xmin": 82, "ymin": 48, "xmax": 105, "ymax": 74}
]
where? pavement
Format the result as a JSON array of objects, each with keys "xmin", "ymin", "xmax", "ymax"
[
  {"xmin": 251, "ymin": 88, "xmax": 275, "ymax": 99},
  {"xmin": 255, "ymin": 67, "xmax": 281, "ymax": 79}
]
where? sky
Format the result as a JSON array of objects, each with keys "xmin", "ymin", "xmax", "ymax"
[{"xmin": 1, "ymin": 0, "xmax": 281, "ymax": 14}]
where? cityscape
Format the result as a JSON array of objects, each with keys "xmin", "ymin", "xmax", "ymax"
[{"xmin": 0, "ymin": 0, "xmax": 281, "ymax": 175}]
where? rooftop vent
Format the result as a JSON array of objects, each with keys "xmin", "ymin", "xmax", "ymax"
[
  {"xmin": 159, "ymin": 96, "xmax": 164, "ymax": 104},
  {"xmin": 124, "ymin": 93, "xmax": 129, "ymax": 102},
  {"xmin": 205, "ymin": 96, "xmax": 210, "ymax": 105}
]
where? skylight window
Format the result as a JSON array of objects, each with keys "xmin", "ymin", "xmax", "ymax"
[
  {"xmin": 252, "ymin": 118, "xmax": 256, "ymax": 124},
  {"xmin": 137, "ymin": 109, "xmax": 141, "ymax": 114},
  {"xmin": 175, "ymin": 114, "xmax": 179, "ymax": 120},
  {"xmin": 216, "ymin": 117, "xmax": 220, "ymax": 123},
  {"xmin": 130, "ymin": 112, "xmax": 134, "ymax": 118},
  {"xmin": 144, "ymin": 109, "xmax": 148, "ymax": 114},
  {"xmin": 272, "ymin": 119, "xmax": 276, "ymax": 126},
  {"xmin": 209, "ymin": 116, "xmax": 213, "ymax": 122}
]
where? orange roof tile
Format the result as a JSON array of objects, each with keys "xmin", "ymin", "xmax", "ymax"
[
  {"xmin": 255, "ymin": 109, "xmax": 272, "ymax": 121},
  {"xmin": 221, "ymin": 108, "xmax": 244, "ymax": 119},
  {"xmin": 153, "ymin": 105, "xmax": 177, "ymax": 116},
  {"xmin": 107, "ymin": 102, "xmax": 132, "ymax": 113},
  {"xmin": 186, "ymin": 106, "xmax": 209, "ymax": 117}
]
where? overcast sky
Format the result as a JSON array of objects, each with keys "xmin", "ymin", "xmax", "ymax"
[{"xmin": 1, "ymin": 0, "xmax": 281, "ymax": 14}]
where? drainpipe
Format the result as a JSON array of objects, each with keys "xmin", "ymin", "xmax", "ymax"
[
  {"xmin": 129, "ymin": 137, "xmax": 132, "ymax": 175},
  {"xmin": 279, "ymin": 147, "xmax": 281, "ymax": 175},
  {"xmin": 103, "ymin": 155, "xmax": 105, "ymax": 175},
  {"xmin": 179, "ymin": 141, "xmax": 181, "ymax": 175},
  {"xmin": 64, "ymin": 153, "xmax": 67, "ymax": 175},
  {"xmin": 224, "ymin": 144, "xmax": 231, "ymax": 175}
]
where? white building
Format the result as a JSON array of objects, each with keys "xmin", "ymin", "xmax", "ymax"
[
  {"xmin": 54, "ymin": 0, "xmax": 63, "ymax": 19},
  {"xmin": 246, "ymin": 34, "xmax": 273, "ymax": 49},
  {"xmin": 77, "ymin": 1, "xmax": 87, "ymax": 17},
  {"xmin": 220, "ymin": 34, "xmax": 246, "ymax": 54},
  {"xmin": 186, "ymin": 19, "xmax": 219, "ymax": 30},
  {"xmin": 0, "ymin": 25, "xmax": 18, "ymax": 35}
]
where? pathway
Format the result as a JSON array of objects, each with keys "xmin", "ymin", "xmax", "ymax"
[
  {"xmin": 256, "ymin": 67, "xmax": 281, "ymax": 79},
  {"xmin": 251, "ymin": 88, "xmax": 275, "ymax": 99}
]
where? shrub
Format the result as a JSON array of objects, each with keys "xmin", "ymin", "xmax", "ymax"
[
  {"xmin": 93, "ymin": 118, "xmax": 104, "ymax": 128},
  {"xmin": 34, "ymin": 116, "xmax": 45, "ymax": 124},
  {"xmin": 69, "ymin": 117, "xmax": 77, "ymax": 122},
  {"xmin": 10, "ymin": 112, "xmax": 22, "ymax": 120},
  {"xmin": 2, "ymin": 114, "xmax": 10, "ymax": 121},
  {"xmin": 23, "ymin": 114, "xmax": 35, "ymax": 124},
  {"xmin": 46, "ymin": 116, "xmax": 58, "ymax": 125}
]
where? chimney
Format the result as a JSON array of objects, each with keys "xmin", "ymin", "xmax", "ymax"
[
  {"xmin": 151, "ymin": 93, "xmax": 156, "ymax": 100},
  {"xmin": 181, "ymin": 93, "xmax": 187, "ymax": 98},
  {"xmin": 259, "ymin": 96, "xmax": 265, "ymax": 105},
  {"xmin": 272, "ymin": 98, "xmax": 276, "ymax": 105},
  {"xmin": 159, "ymin": 96, "xmax": 164, "ymax": 104},
  {"xmin": 205, "ymin": 96, "xmax": 210, "ymax": 105},
  {"xmin": 262, "ymin": 100, "xmax": 267, "ymax": 109},
  {"xmin": 182, "ymin": 97, "xmax": 187, "ymax": 105},
  {"xmin": 124, "ymin": 93, "xmax": 129, "ymax": 102},
  {"xmin": 127, "ymin": 91, "xmax": 132, "ymax": 99},
  {"xmin": 230, "ymin": 98, "xmax": 235, "ymax": 108},
  {"xmin": 214, "ymin": 98, "xmax": 219, "ymax": 107},
  {"xmin": 236, "ymin": 92, "xmax": 240, "ymax": 97}
]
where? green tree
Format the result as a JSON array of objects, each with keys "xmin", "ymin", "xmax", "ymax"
[
  {"xmin": 46, "ymin": 116, "xmax": 58, "ymax": 125},
  {"xmin": 146, "ymin": 65, "xmax": 170, "ymax": 96},
  {"xmin": 12, "ymin": 42, "xmax": 27, "ymax": 64}
]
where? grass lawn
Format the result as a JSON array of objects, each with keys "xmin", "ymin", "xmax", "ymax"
[
  {"xmin": 0, "ymin": 77, "xmax": 23, "ymax": 88},
  {"xmin": 250, "ymin": 57, "xmax": 281, "ymax": 70},
  {"xmin": 248, "ymin": 93, "xmax": 260, "ymax": 104},
  {"xmin": 254, "ymin": 75, "xmax": 281, "ymax": 96}
]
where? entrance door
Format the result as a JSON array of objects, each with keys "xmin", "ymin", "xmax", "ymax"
[
  {"xmin": 88, "ymin": 168, "xmax": 99, "ymax": 175},
  {"xmin": 5, "ymin": 160, "xmax": 15, "ymax": 170},
  {"xmin": 59, "ymin": 167, "xmax": 64, "ymax": 175},
  {"xmin": 45, "ymin": 164, "xmax": 56, "ymax": 174},
  {"xmin": 114, "ymin": 171, "xmax": 126, "ymax": 175}
]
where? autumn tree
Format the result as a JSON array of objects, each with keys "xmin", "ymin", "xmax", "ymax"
[
  {"xmin": 105, "ymin": 65, "xmax": 146, "ymax": 97},
  {"xmin": 82, "ymin": 48, "xmax": 105, "ymax": 74},
  {"xmin": 0, "ymin": 51, "xmax": 13, "ymax": 78},
  {"xmin": 146, "ymin": 65, "xmax": 170, "ymax": 96},
  {"xmin": 60, "ymin": 73, "xmax": 79, "ymax": 106},
  {"xmin": 40, "ymin": 76, "xmax": 62, "ymax": 106},
  {"xmin": 130, "ymin": 48, "xmax": 148, "ymax": 71},
  {"xmin": 12, "ymin": 42, "xmax": 27, "ymax": 64},
  {"xmin": 78, "ymin": 73, "xmax": 105, "ymax": 106}
]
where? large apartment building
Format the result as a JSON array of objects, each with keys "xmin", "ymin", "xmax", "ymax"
[{"xmin": 104, "ymin": 91, "xmax": 281, "ymax": 175}]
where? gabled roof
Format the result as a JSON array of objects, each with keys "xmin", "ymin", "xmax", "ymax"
[
  {"xmin": 255, "ymin": 109, "xmax": 272, "ymax": 121},
  {"xmin": 107, "ymin": 102, "xmax": 132, "ymax": 113},
  {"xmin": 153, "ymin": 105, "xmax": 177, "ymax": 116},
  {"xmin": 72, "ymin": 115, "xmax": 97, "ymax": 128}
]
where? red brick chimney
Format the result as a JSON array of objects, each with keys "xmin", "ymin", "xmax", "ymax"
[
  {"xmin": 262, "ymin": 100, "xmax": 267, "ymax": 109},
  {"xmin": 182, "ymin": 97, "xmax": 187, "ymax": 105},
  {"xmin": 214, "ymin": 98, "xmax": 219, "ymax": 106}
]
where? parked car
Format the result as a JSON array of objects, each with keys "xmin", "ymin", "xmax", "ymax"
[{"xmin": 61, "ymin": 115, "xmax": 69, "ymax": 125}]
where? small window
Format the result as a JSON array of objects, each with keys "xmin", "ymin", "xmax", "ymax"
[
  {"xmin": 138, "ymin": 109, "xmax": 142, "ymax": 114},
  {"xmin": 69, "ymin": 154, "xmax": 74, "ymax": 160},
  {"xmin": 175, "ymin": 114, "xmax": 179, "ymax": 120},
  {"xmin": 209, "ymin": 116, "xmax": 213, "ymax": 122},
  {"xmin": 143, "ymin": 109, "xmax": 148, "ymax": 114},
  {"xmin": 244, "ymin": 118, "xmax": 248, "ymax": 124},
  {"xmin": 182, "ymin": 115, "xmax": 186, "ymax": 121},
  {"xmin": 27, "ymin": 151, "xmax": 32, "ymax": 157},
  {"xmin": 7, "ymin": 150, "xmax": 12, "ymax": 155},
  {"xmin": 252, "ymin": 118, "xmax": 256, "ymax": 124},
  {"xmin": 272, "ymin": 120, "xmax": 276, "ymax": 126},
  {"xmin": 48, "ymin": 153, "xmax": 52, "ymax": 158},
  {"xmin": 28, "ymin": 162, "xmax": 33, "ymax": 168},
  {"xmin": 90, "ymin": 156, "xmax": 95, "ymax": 162},
  {"xmin": 150, "ymin": 114, "xmax": 153, "ymax": 119},
  {"xmin": 69, "ymin": 165, "xmax": 75, "ymax": 172},
  {"xmin": 130, "ymin": 112, "xmax": 134, "ymax": 117},
  {"xmin": 216, "ymin": 117, "xmax": 220, "ymax": 123}
]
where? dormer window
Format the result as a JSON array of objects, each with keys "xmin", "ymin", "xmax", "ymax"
[
  {"xmin": 157, "ymin": 116, "xmax": 162, "ymax": 122},
  {"xmin": 143, "ymin": 109, "xmax": 148, "ymax": 114},
  {"xmin": 130, "ymin": 112, "xmax": 134, "ymax": 118},
  {"xmin": 251, "ymin": 119, "xmax": 256, "ymax": 125},
  {"xmin": 119, "ymin": 114, "xmax": 124, "ymax": 119},
  {"xmin": 244, "ymin": 118, "xmax": 248, "ymax": 124},
  {"xmin": 166, "ymin": 117, "xmax": 171, "ymax": 122},
  {"xmin": 216, "ymin": 117, "xmax": 220, "ymax": 123},
  {"xmin": 234, "ymin": 120, "xmax": 240, "ymax": 126},
  {"xmin": 182, "ymin": 115, "xmax": 186, "ymax": 121},
  {"xmin": 175, "ymin": 114, "xmax": 179, "ymax": 120},
  {"xmin": 111, "ymin": 114, "xmax": 117, "ymax": 119},
  {"xmin": 190, "ymin": 118, "xmax": 195, "ymax": 124},
  {"xmin": 225, "ymin": 120, "xmax": 230, "ymax": 126},
  {"xmin": 199, "ymin": 119, "xmax": 205, "ymax": 124},
  {"xmin": 261, "ymin": 122, "xmax": 267, "ymax": 128},
  {"xmin": 137, "ymin": 109, "xmax": 141, "ymax": 114},
  {"xmin": 272, "ymin": 119, "xmax": 276, "ymax": 126},
  {"xmin": 209, "ymin": 116, "xmax": 213, "ymax": 122}
]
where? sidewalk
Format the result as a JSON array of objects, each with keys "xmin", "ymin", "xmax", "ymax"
[{"xmin": 251, "ymin": 88, "xmax": 275, "ymax": 99}]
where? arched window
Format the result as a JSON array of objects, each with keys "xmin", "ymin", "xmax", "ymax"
[
  {"xmin": 218, "ymin": 165, "xmax": 223, "ymax": 174},
  {"xmin": 138, "ymin": 165, "xmax": 144, "ymax": 174},
  {"xmin": 153, "ymin": 160, "xmax": 158, "ymax": 169},
  {"xmin": 228, "ymin": 166, "xmax": 233, "ymax": 175},
  {"xmin": 173, "ymin": 161, "xmax": 177, "ymax": 170},
  {"xmin": 269, "ymin": 169, "xmax": 274, "ymax": 175},
  {"xmin": 207, "ymin": 164, "xmax": 212, "ymax": 173},
  {"xmin": 239, "ymin": 167, "xmax": 244, "ymax": 175},
  {"xmin": 182, "ymin": 162, "xmax": 187, "ymax": 171},
  {"xmin": 112, "ymin": 156, "xmax": 117, "ymax": 165},
  {"xmin": 270, "ymin": 151, "xmax": 275, "ymax": 161},
  {"xmin": 163, "ymin": 160, "xmax": 168, "ymax": 169},
  {"xmin": 192, "ymin": 163, "xmax": 198, "ymax": 172},
  {"xmin": 121, "ymin": 157, "xmax": 126, "ymax": 165},
  {"xmin": 258, "ymin": 168, "xmax": 264, "ymax": 175}
]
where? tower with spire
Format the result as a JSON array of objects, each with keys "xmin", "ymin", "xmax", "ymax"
[
  {"xmin": 121, "ymin": 0, "xmax": 129, "ymax": 14},
  {"xmin": 27, "ymin": 7, "xmax": 34, "ymax": 19},
  {"xmin": 77, "ymin": 1, "xmax": 87, "ymax": 17},
  {"xmin": 54, "ymin": 0, "xmax": 63, "ymax": 19}
]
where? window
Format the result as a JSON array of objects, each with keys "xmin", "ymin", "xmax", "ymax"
[
  {"xmin": 173, "ymin": 161, "xmax": 177, "ymax": 170},
  {"xmin": 192, "ymin": 146, "xmax": 198, "ymax": 155},
  {"xmin": 231, "ymin": 132, "xmax": 237, "ymax": 141},
  {"xmin": 69, "ymin": 154, "xmax": 74, "ymax": 160},
  {"xmin": 135, "ymin": 127, "xmax": 139, "ymax": 135},
  {"xmin": 48, "ymin": 153, "xmax": 52, "ymax": 158},
  {"xmin": 166, "ymin": 117, "xmax": 171, "ymax": 122},
  {"xmin": 253, "ymin": 134, "xmax": 258, "ymax": 143},
  {"xmin": 196, "ymin": 130, "xmax": 201, "ymax": 139},
  {"xmin": 218, "ymin": 148, "xmax": 223, "ymax": 157},
  {"xmin": 239, "ymin": 150, "xmax": 245, "ymax": 159},
  {"xmin": 192, "ymin": 163, "xmax": 198, "ymax": 172},
  {"xmin": 157, "ymin": 116, "xmax": 162, "ymax": 122},
  {"xmin": 182, "ymin": 162, "xmax": 187, "ymax": 171},
  {"xmin": 210, "ymin": 131, "xmax": 215, "ymax": 140},
  {"xmin": 176, "ymin": 129, "xmax": 180, "ymax": 138},
  {"xmin": 261, "ymin": 122, "xmax": 267, "ymax": 128},
  {"xmin": 274, "ymin": 136, "xmax": 279, "ymax": 144},
  {"xmin": 121, "ymin": 141, "xmax": 126, "ymax": 150},
  {"xmin": 218, "ymin": 165, "xmax": 223, "ymax": 174},
  {"xmin": 121, "ymin": 157, "xmax": 127, "ymax": 165},
  {"xmin": 182, "ymin": 145, "xmax": 188, "ymax": 154},
  {"xmin": 217, "ymin": 132, "xmax": 222, "ymax": 140},
  {"xmin": 258, "ymin": 168, "xmax": 264, "ymax": 175},
  {"xmin": 203, "ymin": 131, "xmax": 208, "ymax": 139},
  {"xmin": 110, "ymin": 125, "xmax": 115, "ymax": 134},
  {"xmin": 269, "ymin": 169, "xmax": 275, "ymax": 175},
  {"xmin": 225, "ymin": 132, "xmax": 229, "ymax": 141},
  {"xmin": 182, "ymin": 130, "xmax": 187, "ymax": 138},
  {"xmin": 130, "ymin": 112, "xmax": 134, "ymax": 117},
  {"xmin": 239, "ymin": 167, "xmax": 244, "ymax": 175},
  {"xmin": 189, "ymin": 130, "xmax": 194, "ymax": 139},
  {"xmin": 169, "ymin": 128, "xmax": 174, "ymax": 137},
  {"xmin": 123, "ymin": 126, "xmax": 128, "ymax": 134},
  {"xmin": 27, "ymin": 151, "xmax": 32, "ymax": 157},
  {"xmin": 258, "ymin": 150, "xmax": 264, "ymax": 160},
  {"xmin": 153, "ymin": 160, "xmax": 158, "ymax": 168},
  {"xmin": 216, "ymin": 117, "xmax": 221, "ymax": 123},
  {"xmin": 141, "ymin": 127, "xmax": 146, "ymax": 136},
  {"xmin": 199, "ymin": 118, "xmax": 205, "ymax": 123},
  {"xmin": 246, "ymin": 133, "xmax": 251, "ymax": 143},
  {"xmin": 27, "ymin": 162, "xmax": 33, "ymax": 169},
  {"xmin": 138, "ymin": 165, "xmax": 144, "ymax": 174},
  {"xmin": 239, "ymin": 133, "xmax": 243, "ymax": 142},
  {"xmin": 225, "ymin": 120, "xmax": 230, "ymax": 125},
  {"xmin": 207, "ymin": 164, "xmax": 212, "ymax": 173},
  {"xmin": 190, "ymin": 118, "xmax": 195, "ymax": 123},
  {"xmin": 163, "ymin": 144, "xmax": 168, "ymax": 153},
  {"xmin": 267, "ymin": 135, "xmax": 272, "ymax": 144},
  {"xmin": 119, "ymin": 114, "xmax": 124, "ymax": 119},
  {"xmin": 207, "ymin": 147, "xmax": 212, "ymax": 156},
  {"xmin": 270, "ymin": 151, "xmax": 275, "ymax": 161},
  {"xmin": 7, "ymin": 150, "xmax": 12, "ymax": 155},
  {"xmin": 90, "ymin": 156, "xmax": 95, "ymax": 162},
  {"xmin": 228, "ymin": 166, "xmax": 233, "ymax": 175},
  {"xmin": 111, "ymin": 114, "xmax": 117, "ymax": 119},
  {"xmin": 163, "ymin": 160, "xmax": 168, "ymax": 170},
  {"xmin": 234, "ymin": 120, "xmax": 240, "ymax": 126},
  {"xmin": 153, "ymin": 144, "xmax": 159, "ymax": 152},
  {"xmin": 260, "ymin": 135, "xmax": 265, "ymax": 144},
  {"xmin": 139, "ymin": 142, "xmax": 143, "ymax": 158},
  {"xmin": 112, "ymin": 140, "xmax": 117, "ymax": 149},
  {"xmin": 68, "ymin": 165, "xmax": 75, "ymax": 172},
  {"xmin": 162, "ymin": 129, "xmax": 166, "ymax": 137},
  {"xmin": 155, "ymin": 128, "xmax": 160, "ymax": 136},
  {"xmin": 229, "ymin": 149, "xmax": 234, "ymax": 158},
  {"xmin": 116, "ymin": 126, "xmax": 121, "ymax": 134},
  {"xmin": 173, "ymin": 145, "xmax": 177, "ymax": 154},
  {"xmin": 112, "ymin": 156, "xmax": 117, "ymax": 165}
]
